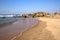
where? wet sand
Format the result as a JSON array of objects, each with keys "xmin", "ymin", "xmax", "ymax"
[
  {"xmin": 14, "ymin": 18, "xmax": 56, "ymax": 40},
  {"xmin": 0, "ymin": 18, "xmax": 38, "ymax": 40}
]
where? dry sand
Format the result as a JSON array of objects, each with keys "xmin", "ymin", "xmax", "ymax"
[
  {"xmin": 38, "ymin": 17, "xmax": 60, "ymax": 40},
  {"xmin": 14, "ymin": 17, "xmax": 60, "ymax": 40}
]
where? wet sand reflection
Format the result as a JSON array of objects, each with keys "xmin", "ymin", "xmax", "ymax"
[
  {"xmin": 0, "ymin": 18, "xmax": 38, "ymax": 40},
  {"xmin": 14, "ymin": 21, "xmax": 56, "ymax": 40}
]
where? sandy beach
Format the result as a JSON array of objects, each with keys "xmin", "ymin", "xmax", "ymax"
[
  {"xmin": 0, "ymin": 18, "xmax": 38, "ymax": 40},
  {"xmin": 14, "ymin": 17, "xmax": 60, "ymax": 40},
  {"xmin": 0, "ymin": 0, "xmax": 60, "ymax": 40}
]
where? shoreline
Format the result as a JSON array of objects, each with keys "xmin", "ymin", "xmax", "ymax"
[
  {"xmin": 0, "ymin": 18, "xmax": 38, "ymax": 40},
  {"xmin": 14, "ymin": 18, "xmax": 56, "ymax": 40},
  {"xmin": 0, "ymin": 20, "xmax": 17, "ymax": 28},
  {"xmin": 0, "ymin": 17, "xmax": 18, "ymax": 27},
  {"xmin": 11, "ymin": 18, "xmax": 39, "ymax": 40}
]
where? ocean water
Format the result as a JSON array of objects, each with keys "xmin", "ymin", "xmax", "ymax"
[
  {"xmin": 0, "ymin": 18, "xmax": 38, "ymax": 40},
  {"xmin": 0, "ymin": 17, "xmax": 18, "ymax": 24}
]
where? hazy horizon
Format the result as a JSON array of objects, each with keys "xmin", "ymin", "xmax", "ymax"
[{"xmin": 0, "ymin": 0, "xmax": 60, "ymax": 14}]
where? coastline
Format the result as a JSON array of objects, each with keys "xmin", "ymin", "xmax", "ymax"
[
  {"xmin": 1, "ymin": 17, "xmax": 60, "ymax": 40},
  {"xmin": 0, "ymin": 17, "xmax": 18, "ymax": 27},
  {"xmin": 11, "ymin": 18, "xmax": 39, "ymax": 40},
  {"xmin": 14, "ymin": 18, "xmax": 56, "ymax": 40},
  {"xmin": 0, "ymin": 19, "xmax": 17, "ymax": 27},
  {"xmin": 0, "ymin": 18, "xmax": 38, "ymax": 40}
]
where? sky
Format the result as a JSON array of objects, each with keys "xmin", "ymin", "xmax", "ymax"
[{"xmin": 0, "ymin": 0, "xmax": 60, "ymax": 14}]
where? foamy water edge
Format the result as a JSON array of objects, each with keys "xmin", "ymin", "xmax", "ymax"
[{"xmin": 11, "ymin": 18, "xmax": 39, "ymax": 40}]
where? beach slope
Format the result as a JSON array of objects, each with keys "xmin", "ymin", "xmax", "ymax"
[{"xmin": 14, "ymin": 17, "xmax": 57, "ymax": 40}]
